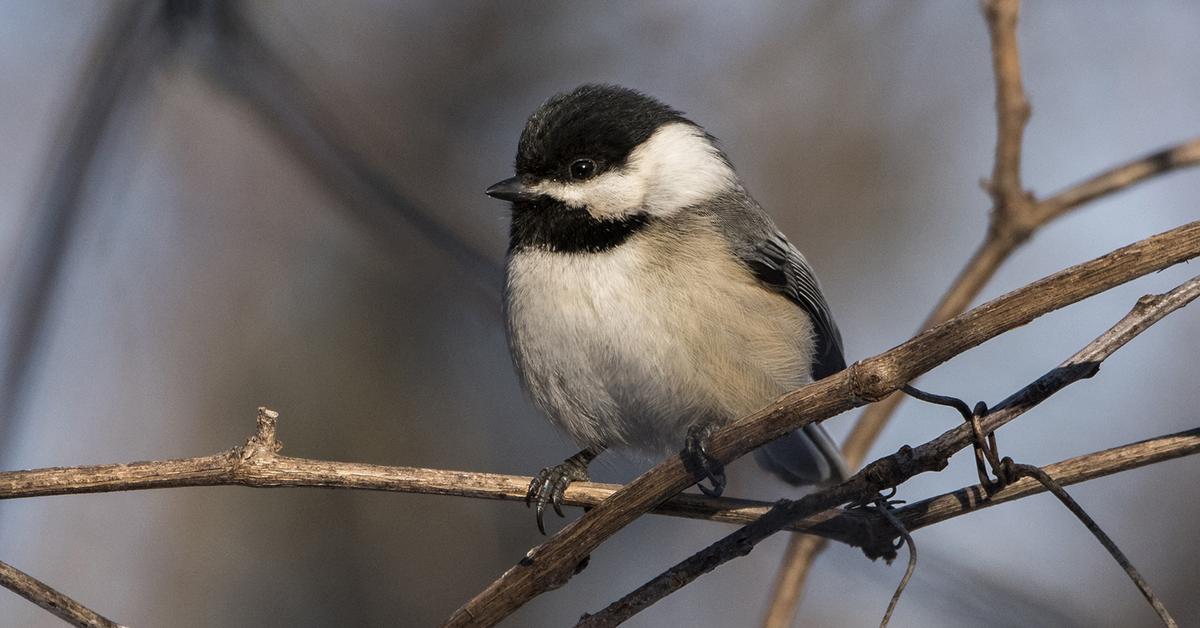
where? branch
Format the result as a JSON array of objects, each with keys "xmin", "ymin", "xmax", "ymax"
[
  {"xmin": 837, "ymin": 134, "xmax": 1200, "ymax": 476},
  {"xmin": 984, "ymin": 0, "xmax": 1032, "ymax": 231},
  {"xmin": 0, "ymin": 409, "xmax": 794, "ymax": 533},
  {"xmin": 0, "ymin": 560, "xmax": 124, "ymax": 628},
  {"xmin": 445, "ymin": 222, "xmax": 1200, "ymax": 626},
  {"xmin": 823, "ymin": 425, "xmax": 1200, "ymax": 548},
  {"xmin": 5, "ymin": 417, "xmax": 1194, "ymax": 546},
  {"xmin": 577, "ymin": 274, "xmax": 1200, "ymax": 626}
]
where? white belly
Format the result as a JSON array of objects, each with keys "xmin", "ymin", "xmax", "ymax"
[{"xmin": 504, "ymin": 225, "xmax": 815, "ymax": 455}]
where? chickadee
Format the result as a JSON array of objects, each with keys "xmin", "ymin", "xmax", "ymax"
[{"xmin": 487, "ymin": 84, "xmax": 849, "ymax": 533}]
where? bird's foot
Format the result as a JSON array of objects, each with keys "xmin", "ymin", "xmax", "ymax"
[
  {"xmin": 683, "ymin": 422, "xmax": 726, "ymax": 497},
  {"xmin": 526, "ymin": 451, "xmax": 593, "ymax": 535}
]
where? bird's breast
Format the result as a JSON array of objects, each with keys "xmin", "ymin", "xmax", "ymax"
[{"xmin": 504, "ymin": 224, "xmax": 815, "ymax": 453}]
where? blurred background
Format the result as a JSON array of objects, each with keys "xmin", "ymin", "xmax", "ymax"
[{"xmin": 1, "ymin": 1, "xmax": 1197, "ymax": 626}]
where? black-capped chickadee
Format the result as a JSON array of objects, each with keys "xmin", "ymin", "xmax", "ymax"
[{"xmin": 487, "ymin": 84, "xmax": 849, "ymax": 533}]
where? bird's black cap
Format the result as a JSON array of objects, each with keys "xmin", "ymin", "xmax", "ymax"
[{"xmin": 515, "ymin": 84, "xmax": 691, "ymax": 179}]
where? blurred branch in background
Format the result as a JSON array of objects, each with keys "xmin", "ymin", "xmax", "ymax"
[
  {"xmin": 1, "ymin": 0, "xmax": 507, "ymax": 451},
  {"xmin": 0, "ymin": 2, "xmax": 171, "ymax": 442},
  {"xmin": 574, "ymin": 273, "xmax": 1200, "ymax": 627},
  {"xmin": 764, "ymin": 0, "xmax": 1200, "ymax": 622},
  {"xmin": 183, "ymin": 1, "xmax": 504, "ymax": 296}
]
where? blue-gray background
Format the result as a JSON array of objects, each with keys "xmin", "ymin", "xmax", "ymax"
[{"xmin": 1, "ymin": 2, "xmax": 1197, "ymax": 626}]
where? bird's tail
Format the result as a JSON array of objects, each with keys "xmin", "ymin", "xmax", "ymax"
[{"xmin": 752, "ymin": 422, "xmax": 849, "ymax": 485}]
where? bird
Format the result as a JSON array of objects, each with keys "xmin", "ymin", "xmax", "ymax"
[{"xmin": 486, "ymin": 84, "xmax": 849, "ymax": 533}]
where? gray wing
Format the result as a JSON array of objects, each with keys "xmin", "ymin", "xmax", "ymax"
[
  {"xmin": 708, "ymin": 195, "xmax": 849, "ymax": 484},
  {"xmin": 740, "ymin": 234, "xmax": 846, "ymax": 381},
  {"xmin": 740, "ymin": 232, "xmax": 850, "ymax": 483}
]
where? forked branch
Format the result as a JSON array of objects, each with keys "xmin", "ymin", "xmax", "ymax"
[{"xmin": 766, "ymin": 0, "xmax": 1200, "ymax": 620}]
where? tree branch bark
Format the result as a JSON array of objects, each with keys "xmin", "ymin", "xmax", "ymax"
[{"xmin": 0, "ymin": 415, "xmax": 783, "ymax": 531}]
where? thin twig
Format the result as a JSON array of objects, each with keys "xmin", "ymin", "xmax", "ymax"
[
  {"xmin": 517, "ymin": 269, "xmax": 1200, "ymax": 628},
  {"xmin": 1034, "ymin": 138, "xmax": 1200, "ymax": 225},
  {"xmin": 984, "ymin": 0, "xmax": 1032, "ymax": 231},
  {"xmin": 1008, "ymin": 463, "xmax": 1178, "ymax": 628},
  {"xmin": 740, "ymin": 424, "xmax": 1200, "ymax": 549},
  {"xmin": 875, "ymin": 502, "xmax": 916, "ymax": 628},
  {"xmin": 0, "ymin": 560, "xmax": 124, "ymax": 628}
]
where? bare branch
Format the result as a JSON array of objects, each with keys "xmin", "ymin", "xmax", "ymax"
[
  {"xmin": 445, "ymin": 223, "xmax": 1200, "ymax": 627},
  {"xmin": 769, "ymin": 0, "xmax": 1200, "ymax": 614},
  {"xmin": 0, "ymin": 560, "xmax": 124, "ymax": 628},
  {"xmin": 1035, "ymin": 138, "xmax": 1200, "ymax": 225},
  {"xmin": 574, "ymin": 274, "xmax": 1200, "ymax": 626},
  {"xmin": 752, "ymin": 425, "xmax": 1200, "ymax": 546},
  {"xmin": 838, "ymin": 140, "xmax": 1200, "ymax": 478},
  {"xmin": 983, "ymin": 0, "xmax": 1032, "ymax": 229},
  {"xmin": 0, "ymin": 409, "xmax": 787, "ymax": 532}
]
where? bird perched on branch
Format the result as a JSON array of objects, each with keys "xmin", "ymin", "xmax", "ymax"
[{"xmin": 487, "ymin": 84, "xmax": 849, "ymax": 533}]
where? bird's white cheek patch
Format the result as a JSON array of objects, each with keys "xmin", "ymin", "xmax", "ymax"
[
  {"xmin": 528, "ymin": 122, "xmax": 737, "ymax": 220},
  {"xmin": 531, "ymin": 172, "xmax": 647, "ymax": 220}
]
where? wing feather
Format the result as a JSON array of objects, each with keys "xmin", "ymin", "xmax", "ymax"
[{"xmin": 741, "ymin": 234, "xmax": 846, "ymax": 380}]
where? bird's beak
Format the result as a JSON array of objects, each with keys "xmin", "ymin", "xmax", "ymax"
[{"xmin": 485, "ymin": 176, "xmax": 538, "ymax": 202}]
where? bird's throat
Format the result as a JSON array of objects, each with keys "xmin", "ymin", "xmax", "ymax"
[{"xmin": 508, "ymin": 198, "xmax": 649, "ymax": 254}]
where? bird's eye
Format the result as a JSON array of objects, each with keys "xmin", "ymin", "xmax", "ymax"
[{"xmin": 569, "ymin": 159, "xmax": 597, "ymax": 181}]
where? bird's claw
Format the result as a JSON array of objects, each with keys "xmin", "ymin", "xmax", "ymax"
[
  {"xmin": 684, "ymin": 423, "xmax": 726, "ymax": 497},
  {"xmin": 526, "ymin": 457, "xmax": 590, "ymax": 535}
]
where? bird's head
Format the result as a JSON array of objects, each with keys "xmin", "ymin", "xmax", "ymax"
[{"xmin": 488, "ymin": 85, "xmax": 737, "ymax": 242}]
